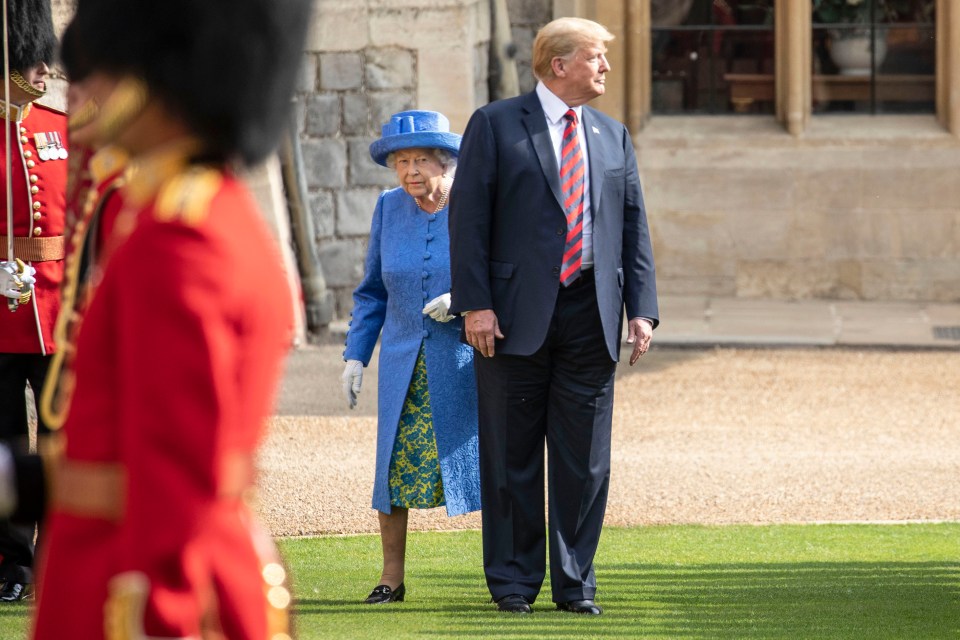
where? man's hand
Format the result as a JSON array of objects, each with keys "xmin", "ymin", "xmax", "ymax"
[
  {"xmin": 625, "ymin": 317, "xmax": 653, "ymax": 365},
  {"xmin": 464, "ymin": 309, "xmax": 504, "ymax": 358}
]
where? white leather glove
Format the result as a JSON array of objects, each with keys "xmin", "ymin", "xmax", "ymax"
[
  {"xmin": 341, "ymin": 359, "xmax": 363, "ymax": 409},
  {"xmin": 422, "ymin": 292, "xmax": 454, "ymax": 323},
  {"xmin": 0, "ymin": 260, "xmax": 35, "ymax": 300}
]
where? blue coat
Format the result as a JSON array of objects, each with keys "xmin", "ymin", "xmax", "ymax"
[{"xmin": 344, "ymin": 187, "xmax": 481, "ymax": 516}]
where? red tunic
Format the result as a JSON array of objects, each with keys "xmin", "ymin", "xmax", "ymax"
[
  {"xmin": 0, "ymin": 102, "xmax": 67, "ymax": 354},
  {"xmin": 33, "ymin": 144, "xmax": 294, "ymax": 639}
]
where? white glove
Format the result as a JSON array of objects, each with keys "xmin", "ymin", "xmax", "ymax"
[
  {"xmin": 422, "ymin": 292, "xmax": 454, "ymax": 323},
  {"xmin": 341, "ymin": 359, "xmax": 363, "ymax": 409},
  {"xmin": 0, "ymin": 260, "xmax": 35, "ymax": 300}
]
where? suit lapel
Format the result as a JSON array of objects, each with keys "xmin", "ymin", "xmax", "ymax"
[
  {"xmin": 582, "ymin": 107, "xmax": 606, "ymax": 217},
  {"xmin": 521, "ymin": 93, "xmax": 565, "ymax": 212}
]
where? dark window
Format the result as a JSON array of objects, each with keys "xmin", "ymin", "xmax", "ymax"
[
  {"xmin": 812, "ymin": 0, "xmax": 936, "ymax": 114},
  {"xmin": 651, "ymin": 0, "xmax": 775, "ymax": 115}
]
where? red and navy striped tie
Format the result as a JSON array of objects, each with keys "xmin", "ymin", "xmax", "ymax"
[{"xmin": 559, "ymin": 109, "xmax": 584, "ymax": 287}]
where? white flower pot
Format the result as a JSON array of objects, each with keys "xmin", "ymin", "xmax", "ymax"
[{"xmin": 829, "ymin": 31, "xmax": 888, "ymax": 76}]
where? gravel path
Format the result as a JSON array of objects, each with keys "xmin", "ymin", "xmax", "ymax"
[{"xmin": 256, "ymin": 345, "xmax": 960, "ymax": 536}]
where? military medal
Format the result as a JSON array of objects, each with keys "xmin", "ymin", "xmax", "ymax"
[
  {"xmin": 52, "ymin": 132, "xmax": 68, "ymax": 160},
  {"xmin": 34, "ymin": 133, "xmax": 50, "ymax": 161},
  {"xmin": 45, "ymin": 132, "xmax": 59, "ymax": 160}
]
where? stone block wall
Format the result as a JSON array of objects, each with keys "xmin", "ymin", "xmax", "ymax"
[
  {"xmin": 639, "ymin": 116, "xmax": 960, "ymax": 302},
  {"xmin": 304, "ymin": 0, "xmax": 490, "ymax": 320},
  {"xmin": 46, "ymin": 0, "xmax": 77, "ymax": 108},
  {"xmin": 295, "ymin": 45, "xmax": 414, "ymax": 316},
  {"xmin": 507, "ymin": 0, "xmax": 553, "ymax": 93}
]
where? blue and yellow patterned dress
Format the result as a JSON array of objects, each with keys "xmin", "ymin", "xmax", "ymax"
[{"xmin": 388, "ymin": 345, "xmax": 444, "ymax": 508}]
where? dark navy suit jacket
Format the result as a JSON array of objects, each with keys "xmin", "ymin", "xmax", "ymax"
[{"xmin": 449, "ymin": 91, "xmax": 659, "ymax": 361}]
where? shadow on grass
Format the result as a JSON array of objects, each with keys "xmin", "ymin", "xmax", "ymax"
[
  {"xmin": 293, "ymin": 561, "xmax": 960, "ymax": 639},
  {"xmin": 0, "ymin": 603, "xmax": 30, "ymax": 618},
  {"xmin": 605, "ymin": 561, "xmax": 960, "ymax": 637}
]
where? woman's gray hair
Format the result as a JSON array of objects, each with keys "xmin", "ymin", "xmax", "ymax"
[{"xmin": 385, "ymin": 148, "xmax": 458, "ymax": 175}]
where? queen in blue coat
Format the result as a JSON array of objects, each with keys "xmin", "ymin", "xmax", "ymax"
[{"xmin": 341, "ymin": 110, "xmax": 480, "ymax": 605}]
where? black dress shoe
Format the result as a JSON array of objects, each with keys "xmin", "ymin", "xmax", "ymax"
[
  {"xmin": 363, "ymin": 583, "xmax": 405, "ymax": 604},
  {"xmin": 496, "ymin": 594, "xmax": 532, "ymax": 614},
  {"xmin": 0, "ymin": 582, "xmax": 32, "ymax": 602},
  {"xmin": 556, "ymin": 599, "xmax": 602, "ymax": 615}
]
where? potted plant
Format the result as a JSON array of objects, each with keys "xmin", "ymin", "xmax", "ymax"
[
  {"xmin": 812, "ymin": 0, "xmax": 909, "ymax": 25},
  {"xmin": 812, "ymin": 0, "xmax": 912, "ymax": 75}
]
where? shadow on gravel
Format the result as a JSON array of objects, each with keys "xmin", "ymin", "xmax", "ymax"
[{"xmin": 616, "ymin": 345, "xmax": 708, "ymax": 379}]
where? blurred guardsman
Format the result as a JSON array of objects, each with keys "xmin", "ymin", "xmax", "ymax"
[
  {"xmin": 0, "ymin": 0, "xmax": 65, "ymax": 603},
  {"xmin": 4, "ymin": 0, "xmax": 311, "ymax": 636}
]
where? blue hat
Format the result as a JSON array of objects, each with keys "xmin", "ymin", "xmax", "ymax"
[{"xmin": 369, "ymin": 110, "xmax": 462, "ymax": 167}]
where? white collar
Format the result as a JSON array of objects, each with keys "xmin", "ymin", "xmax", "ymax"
[{"xmin": 536, "ymin": 81, "xmax": 582, "ymax": 126}]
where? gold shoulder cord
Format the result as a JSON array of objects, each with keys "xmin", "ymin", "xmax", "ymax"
[
  {"xmin": 154, "ymin": 166, "xmax": 222, "ymax": 226},
  {"xmin": 38, "ymin": 209, "xmax": 89, "ymax": 430},
  {"xmin": 39, "ymin": 172, "xmax": 127, "ymax": 429}
]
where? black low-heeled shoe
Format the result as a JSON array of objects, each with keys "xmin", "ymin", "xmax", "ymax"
[{"xmin": 363, "ymin": 583, "xmax": 405, "ymax": 604}]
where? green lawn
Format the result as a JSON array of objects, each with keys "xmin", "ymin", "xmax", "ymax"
[{"xmin": 2, "ymin": 524, "xmax": 958, "ymax": 639}]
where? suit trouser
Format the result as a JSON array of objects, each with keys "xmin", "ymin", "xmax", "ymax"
[
  {"xmin": 474, "ymin": 272, "xmax": 616, "ymax": 603},
  {"xmin": 0, "ymin": 352, "xmax": 52, "ymax": 584}
]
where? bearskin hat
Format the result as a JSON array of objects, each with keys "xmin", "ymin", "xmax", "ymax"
[
  {"xmin": 6, "ymin": 0, "xmax": 56, "ymax": 72},
  {"xmin": 61, "ymin": 0, "xmax": 312, "ymax": 166}
]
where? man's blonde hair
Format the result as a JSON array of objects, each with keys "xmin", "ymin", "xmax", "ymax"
[{"xmin": 532, "ymin": 17, "xmax": 615, "ymax": 81}]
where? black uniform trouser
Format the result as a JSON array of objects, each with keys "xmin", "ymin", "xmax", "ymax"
[
  {"xmin": 0, "ymin": 352, "xmax": 52, "ymax": 584},
  {"xmin": 475, "ymin": 271, "xmax": 616, "ymax": 604}
]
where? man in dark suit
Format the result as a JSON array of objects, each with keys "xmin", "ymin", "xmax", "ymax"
[{"xmin": 448, "ymin": 16, "xmax": 659, "ymax": 615}]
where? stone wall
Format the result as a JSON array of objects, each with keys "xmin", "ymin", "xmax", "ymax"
[
  {"xmin": 639, "ymin": 116, "xmax": 960, "ymax": 302},
  {"xmin": 304, "ymin": 0, "xmax": 490, "ymax": 319},
  {"xmin": 51, "ymin": 0, "xmax": 73, "ymax": 32},
  {"xmin": 507, "ymin": 0, "xmax": 553, "ymax": 93},
  {"xmin": 45, "ymin": 0, "xmax": 76, "ymax": 109}
]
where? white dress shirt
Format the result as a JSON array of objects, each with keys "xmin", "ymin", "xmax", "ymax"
[{"xmin": 536, "ymin": 81, "xmax": 593, "ymax": 269}]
